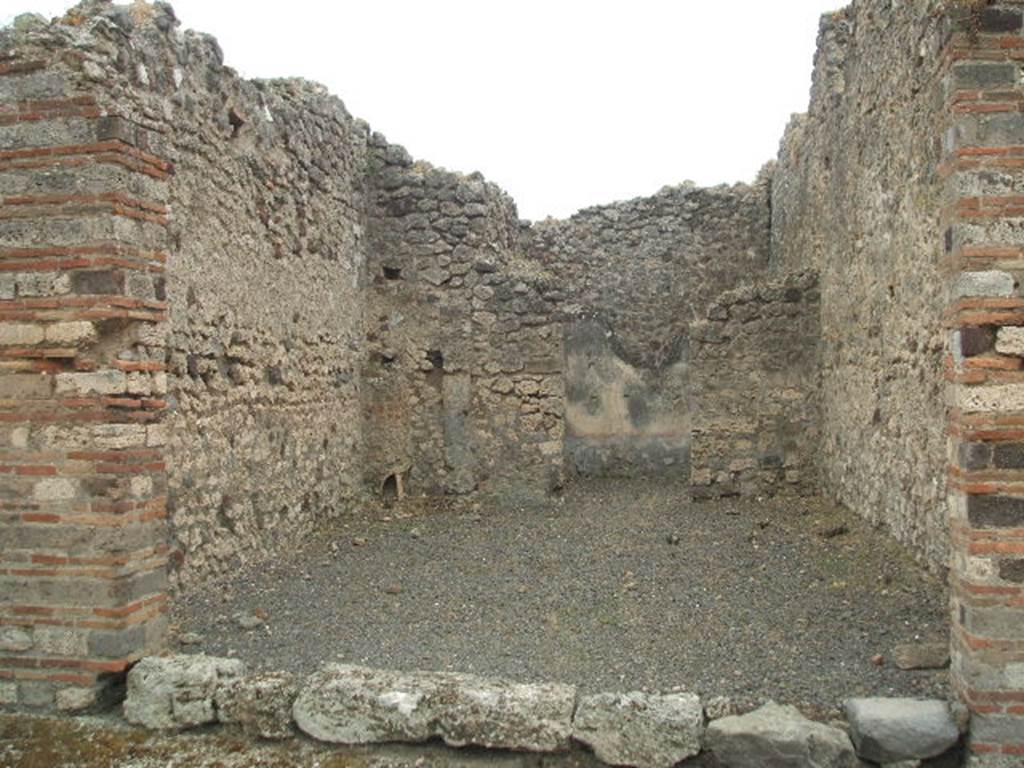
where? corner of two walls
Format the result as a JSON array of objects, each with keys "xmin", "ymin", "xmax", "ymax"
[
  {"xmin": 771, "ymin": 0, "xmax": 951, "ymax": 572},
  {"xmin": 361, "ymin": 144, "xmax": 563, "ymax": 504},
  {"xmin": 525, "ymin": 182, "xmax": 778, "ymax": 485},
  {"xmin": 689, "ymin": 271, "xmax": 821, "ymax": 499}
]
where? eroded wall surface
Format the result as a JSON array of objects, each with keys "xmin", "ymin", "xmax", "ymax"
[
  {"xmin": 64, "ymin": 10, "xmax": 373, "ymax": 587},
  {"xmin": 690, "ymin": 272, "xmax": 821, "ymax": 498},
  {"xmin": 363, "ymin": 145, "xmax": 563, "ymax": 502},
  {"xmin": 523, "ymin": 183, "xmax": 771, "ymax": 478},
  {"xmin": 772, "ymin": 1, "xmax": 951, "ymax": 570}
]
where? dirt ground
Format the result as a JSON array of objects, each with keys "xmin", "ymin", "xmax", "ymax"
[
  {"xmin": 0, "ymin": 713, "xmax": 608, "ymax": 768},
  {"xmin": 170, "ymin": 479, "xmax": 951, "ymax": 717}
]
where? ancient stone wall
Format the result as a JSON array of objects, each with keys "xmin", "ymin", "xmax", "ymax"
[
  {"xmin": 690, "ymin": 272, "xmax": 820, "ymax": 499},
  {"xmin": 363, "ymin": 144, "xmax": 563, "ymax": 502},
  {"xmin": 940, "ymin": 1, "xmax": 1024, "ymax": 759},
  {"xmin": 0, "ymin": 12, "xmax": 172, "ymax": 710},
  {"xmin": 159, "ymin": 51, "xmax": 369, "ymax": 588},
  {"xmin": 771, "ymin": 0, "xmax": 951, "ymax": 571},
  {"xmin": 11, "ymin": 1, "xmax": 1024, "ymax": 751},
  {"xmin": 523, "ymin": 183, "xmax": 770, "ymax": 479},
  {"xmin": 51, "ymin": 7, "xmax": 372, "ymax": 588}
]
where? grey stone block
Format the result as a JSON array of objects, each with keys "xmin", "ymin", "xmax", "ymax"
[
  {"xmin": 0, "ymin": 627, "xmax": 33, "ymax": 652},
  {"xmin": 966, "ymin": 494, "xmax": 1024, "ymax": 529},
  {"xmin": 998, "ymin": 558, "xmax": 1024, "ymax": 583},
  {"xmin": 951, "ymin": 63, "xmax": 1018, "ymax": 91},
  {"xmin": 123, "ymin": 654, "xmax": 246, "ymax": 730},
  {"xmin": 217, "ymin": 673, "xmax": 298, "ymax": 740},
  {"xmin": 571, "ymin": 691, "xmax": 703, "ymax": 768},
  {"xmin": 964, "ymin": 605, "xmax": 1024, "ymax": 640},
  {"xmin": 970, "ymin": 711, "xmax": 1024, "ymax": 744},
  {"xmin": 844, "ymin": 698, "xmax": 960, "ymax": 763},
  {"xmin": 0, "ymin": 682, "xmax": 17, "ymax": 705},
  {"xmin": 951, "ymin": 271, "xmax": 1015, "ymax": 299},
  {"xmin": 706, "ymin": 702, "xmax": 863, "ymax": 768},
  {"xmin": 293, "ymin": 664, "xmax": 576, "ymax": 752}
]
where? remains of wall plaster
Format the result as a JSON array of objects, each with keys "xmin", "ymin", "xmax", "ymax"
[{"xmin": 524, "ymin": 183, "xmax": 770, "ymax": 479}]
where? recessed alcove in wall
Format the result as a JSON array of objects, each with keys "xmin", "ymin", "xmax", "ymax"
[{"xmin": 563, "ymin": 319, "xmax": 691, "ymax": 479}]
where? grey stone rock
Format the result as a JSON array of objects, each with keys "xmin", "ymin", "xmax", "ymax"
[
  {"xmin": 235, "ymin": 613, "xmax": 264, "ymax": 630},
  {"xmin": 0, "ymin": 682, "xmax": 16, "ymax": 705},
  {"xmin": 892, "ymin": 643, "xmax": 949, "ymax": 671},
  {"xmin": 123, "ymin": 654, "xmax": 246, "ymax": 730},
  {"xmin": 996, "ymin": 326, "xmax": 1024, "ymax": 356},
  {"xmin": 293, "ymin": 664, "xmax": 576, "ymax": 752},
  {"xmin": 0, "ymin": 627, "xmax": 33, "ymax": 652},
  {"xmin": 705, "ymin": 695, "xmax": 736, "ymax": 720},
  {"xmin": 844, "ymin": 698, "xmax": 960, "ymax": 763},
  {"xmin": 294, "ymin": 665, "xmax": 435, "ymax": 744},
  {"xmin": 56, "ymin": 686, "xmax": 98, "ymax": 713},
  {"xmin": 951, "ymin": 270, "xmax": 1015, "ymax": 299},
  {"xmin": 437, "ymin": 675, "xmax": 575, "ymax": 752},
  {"xmin": 11, "ymin": 13, "xmax": 47, "ymax": 32},
  {"xmin": 217, "ymin": 672, "xmax": 298, "ymax": 740},
  {"xmin": 706, "ymin": 702, "xmax": 862, "ymax": 768},
  {"xmin": 572, "ymin": 691, "xmax": 703, "ymax": 768}
]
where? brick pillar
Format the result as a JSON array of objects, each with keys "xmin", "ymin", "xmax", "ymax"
[
  {"xmin": 0, "ymin": 55, "xmax": 170, "ymax": 711},
  {"xmin": 944, "ymin": 4, "xmax": 1024, "ymax": 762}
]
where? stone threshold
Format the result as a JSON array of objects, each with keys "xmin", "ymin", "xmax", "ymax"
[{"xmin": 120, "ymin": 654, "xmax": 970, "ymax": 768}]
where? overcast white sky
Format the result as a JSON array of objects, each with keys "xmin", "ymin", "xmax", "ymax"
[{"xmin": 3, "ymin": 0, "xmax": 845, "ymax": 220}]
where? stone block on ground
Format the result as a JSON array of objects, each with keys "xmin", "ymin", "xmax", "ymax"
[
  {"xmin": 436, "ymin": 674, "xmax": 576, "ymax": 752},
  {"xmin": 293, "ymin": 664, "xmax": 576, "ymax": 752},
  {"xmin": 571, "ymin": 690, "xmax": 703, "ymax": 768},
  {"xmin": 216, "ymin": 672, "xmax": 298, "ymax": 740},
  {"xmin": 706, "ymin": 701, "xmax": 863, "ymax": 768},
  {"xmin": 892, "ymin": 643, "xmax": 950, "ymax": 671},
  {"xmin": 123, "ymin": 654, "xmax": 245, "ymax": 730},
  {"xmin": 843, "ymin": 698, "xmax": 960, "ymax": 763}
]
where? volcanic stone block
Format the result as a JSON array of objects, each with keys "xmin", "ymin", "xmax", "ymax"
[
  {"xmin": 844, "ymin": 698, "xmax": 961, "ymax": 763},
  {"xmin": 706, "ymin": 702, "xmax": 861, "ymax": 768},
  {"xmin": 123, "ymin": 655, "xmax": 246, "ymax": 730},
  {"xmin": 217, "ymin": 673, "xmax": 298, "ymax": 740},
  {"xmin": 293, "ymin": 664, "xmax": 576, "ymax": 752},
  {"xmin": 571, "ymin": 691, "xmax": 704, "ymax": 768}
]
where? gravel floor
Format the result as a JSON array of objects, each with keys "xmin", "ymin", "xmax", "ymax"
[{"xmin": 171, "ymin": 479, "xmax": 951, "ymax": 714}]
